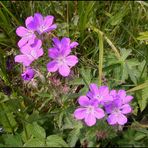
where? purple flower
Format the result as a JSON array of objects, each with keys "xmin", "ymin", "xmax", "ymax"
[
  {"xmin": 15, "ymin": 39, "xmax": 43, "ymax": 66},
  {"xmin": 74, "ymin": 96, "xmax": 105, "ymax": 126},
  {"xmin": 21, "ymin": 67, "xmax": 35, "ymax": 81},
  {"xmin": 16, "ymin": 16, "xmax": 36, "ymax": 48},
  {"xmin": 105, "ymin": 98, "xmax": 132, "ymax": 125},
  {"xmin": 32, "ymin": 13, "xmax": 57, "ymax": 34},
  {"xmin": 110, "ymin": 89, "xmax": 133, "ymax": 104},
  {"xmin": 87, "ymin": 84, "xmax": 113, "ymax": 105},
  {"xmin": 47, "ymin": 37, "xmax": 78, "ymax": 77},
  {"xmin": 16, "ymin": 13, "xmax": 57, "ymax": 48}
]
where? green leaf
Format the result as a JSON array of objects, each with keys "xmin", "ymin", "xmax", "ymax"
[
  {"xmin": 120, "ymin": 48, "xmax": 132, "ymax": 61},
  {"xmin": 80, "ymin": 68, "xmax": 92, "ymax": 87},
  {"xmin": 138, "ymin": 86, "xmax": 148, "ymax": 111},
  {"xmin": 3, "ymin": 134, "xmax": 23, "ymax": 147},
  {"xmin": 121, "ymin": 63, "xmax": 128, "ymax": 82},
  {"xmin": 46, "ymin": 135, "xmax": 69, "ymax": 147},
  {"xmin": 66, "ymin": 118, "xmax": 83, "ymax": 147},
  {"xmin": 0, "ymin": 104, "xmax": 17, "ymax": 133},
  {"xmin": 134, "ymin": 133, "xmax": 146, "ymax": 141},
  {"xmin": 31, "ymin": 122, "xmax": 46, "ymax": 139},
  {"xmin": 21, "ymin": 122, "xmax": 46, "ymax": 142},
  {"xmin": 23, "ymin": 138, "xmax": 45, "ymax": 147},
  {"xmin": 67, "ymin": 128, "xmax": 81, "ymax": 147},
  {"xmin": 21, "ymin": 124, "xmax": 33, "ymax": 143},
  {"xmin": 126, "ymin": 63, "xmax": 137, "ymax": 84}
]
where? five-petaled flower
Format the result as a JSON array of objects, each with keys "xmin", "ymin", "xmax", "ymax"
[
  {"xmin": 105, "ymin": 90, "xmax": 132, "ymax": 125},
  {"xmin": 47, "ymin": 37, "xmax": 78, "ymax": 77},
  {"xmin": 74, "ymin": 96, "xmax": 105, "ymax": 126},
  {"xmin": 105, "ymin": 100, "xmax": 132, "ymax": 125}
]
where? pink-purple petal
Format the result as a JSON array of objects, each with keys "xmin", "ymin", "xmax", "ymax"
[
  {"xmin": 78, "ymin": 96, "xmax": 90, "ymax": 106},
  {"xmin": 118, "ymin": 90, "xmax": 126, "ymax": 99},
  {"xmin": 27, "ymin": 34, "xmax": 36, "ymax": 45},
  {"xmin": 86, "ymin": 91, "xmax": 93, "ymax": 99},
  {"xmin": 110, "ymin": 90, "xmax": 117, "ymax": 98},
  {"xmin": 43, "ymin": 15, "xmax": 54, "ymax": 27},
  {"xmin": 61, "ymin": 37, "xmax": 71, "ymax": 51},
  {"xmin": 25, "ymin": 16, "xmax": 37, "ymax": 30},
  {"xmin": 123, "ymin": 96, "xmax": 133, "ymax": 104},
  {"xmin": 58, "ymin": 64, "xmax": 70, "ymax": 77},
  {"xmin": 120, "ymin": 104, "xmax": 132, "ymax": 114},
  {"xmin": 36, "ymin": 48, "xmax": 44, "ymax": 58},
  {"xmin": 16, "ymin": 27, "xmax": 29, "ymax": 37},
  {"xmin": 66, "ymin": 55, "xmax": 78, "ymax": 67},
  {"xmin": 117, "ymin": 114, "xmax": 127, "ymax": 125},
  {"xmin": 103, "ymin": 94, "xmax": 113, "ymax": 103},
  {"xmin": 15, "ymin": 55, "xmax": 32, "ymax": 66},
  {"xmin": 70, "ymin": 41, "xmax": 79, "ymax": 49},
  {"xmin": 46, "ymin": 24, "xmax": 57, "ymax": 32},
  {"xmin": 74, "ymin": 108, "xmax": 86, "ymax": 120},
  {"xmin": 17, "ymin": 37, "xmax": 28, "ymax": 48},
  {"xmin": 34, "ymin": 13, "xmax": 43, "ymax": 26},
  {"xmin": 99, "ymin": 86, "xmax": 109, "ymax": 96},
  {"xmin": 48, "ymin": 48, "xmax": 59, "ymax": 59},
  {"xmin": 20, "ymin": 44, "xmax": 31, "ymax": 55},
  {"xmin": 105, "ymin": 103, "xmax": 113, "ymax": 114},
  {"xmin": 89, "ymin": 83, "xmax": 99, "ymax": 94},
  {"xmin": 25, "ymin": 16, "xmax": 33, "ymax": 26},
  {"xmin": 61, "ymin": 48, "xmax": 71, "ymax": 57},
  {"xmin": 107, "ymin": 114, "xmax": 117, "ymax": 125},
  {"xmin": 94, "ymin": 108, "xmax": 105, "ymax": 119},
  {"xmin": 52, "ymin": 38, "xmax": 61, "ymax": 50},
  {"xmin": 84, "ymin": 113, "xmax": 96, "ymax": 126},
  {"xmin": 61, "ymin": 37, "xmax": 70, "ymax": 46},
  {"xmin": 31, "ymin": 39, "xmax": 42, "ymax": 49},
  {"xmin": 47, "ymin": 61, "xmax": 59, "ymax": 72}
]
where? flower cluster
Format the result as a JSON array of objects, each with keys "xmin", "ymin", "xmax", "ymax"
[
  {"xmin": 14, "ymin": 13, "xmax": 78, "ymax": 80},
  {"xmin": 15, "ymin": 13, "xmax": 133, "ymax": 128},
  {"xmin": 74, "ymin": 83, "xmax": 133, "ymax": 127},
  {"xmin": 16, "ymin": 13, "xmax": 57, "ymax": 48}
]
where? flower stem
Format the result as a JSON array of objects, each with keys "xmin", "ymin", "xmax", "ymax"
[{"xmin": 98, "ymin": 31, "xmax": 104, "ymax": 86}]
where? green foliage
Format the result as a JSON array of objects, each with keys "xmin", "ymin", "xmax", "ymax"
[
  {"xmin": 46, "ymin": 135, "xmax": 68, "ymax": 147},
  {"xmin": 0, "ymin": 1, "xmax": 148, "ymax": 147},
  {"xmin": 2, "ymin": 134, "xmax": 23, "ymax": 147}
]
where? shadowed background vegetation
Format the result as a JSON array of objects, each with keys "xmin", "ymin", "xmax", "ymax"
[{"xmin": 0, "ymin": 1, "xmax": 148, "ymax": 147}]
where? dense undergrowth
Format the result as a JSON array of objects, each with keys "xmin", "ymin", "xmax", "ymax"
[{"xmin": 0, "ymin": 1, "xmax": 148, "ymax": 147}]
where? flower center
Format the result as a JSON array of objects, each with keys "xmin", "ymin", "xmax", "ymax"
[
  {"xmin": 57, "ymin": 56, "xmax": 66, "ymax": 65},
  {"xmin": 95, "ymin": 94, "xmax": 102, "ymax": 101},
  {"xmin": 86, "ymin": 105, "xmax": 94, "ymax": 114},
  {"xmin": 39, "ymin": 25, "xmax": 47, "ymax": 33},
  {"xmin": 113, "ymin": 107, "xmax": 121, "ymax": 115},
  {"xmin": 25, "ymin": 30, "xmax": 34, "ymax": 38}
]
